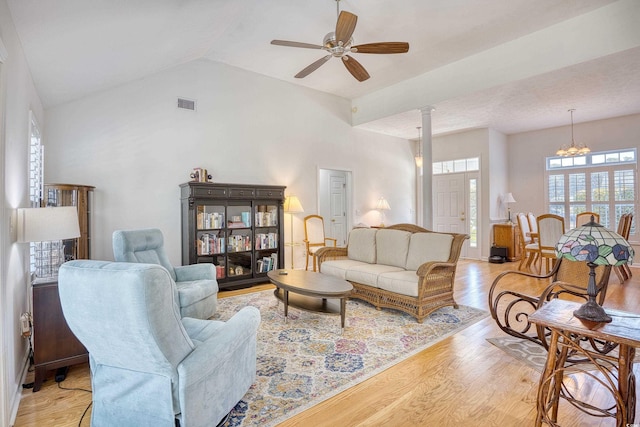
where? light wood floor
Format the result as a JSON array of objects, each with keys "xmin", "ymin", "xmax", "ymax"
[{"xmin": 13, "ymin": 260, "xmax": 640, "ymax": 426}]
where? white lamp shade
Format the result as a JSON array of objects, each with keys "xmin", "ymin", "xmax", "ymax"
[
  {"xmin": 17, "ymin": 206, "xmax": 80, "ymax": 243},
  {"xmin": 503, "ymin": 193, "xmax": 516, "ymax": 204},
  {"xmin": 283, "ymin": 195, "xmax": 304, "ymax": 214},
  {"xmin": 376, "ymin": 197, "xmax": 391, "ymax": 210}
]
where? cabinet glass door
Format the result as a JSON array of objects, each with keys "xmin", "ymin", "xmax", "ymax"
[
  {"xmin": 254, "ymin": 203, "xmax": 279, "ymax": 274},
  {"xmin": 196, "ymin": 204, "xmax": 225, "ymax": 278}
]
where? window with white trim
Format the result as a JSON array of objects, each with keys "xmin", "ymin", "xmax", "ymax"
[
  {"xmin": 546, "ymin": 148, "xmax": 637, "ymax": 235},
  {"xmin": 433, "ymin": 157, "xmax": 479, "ymax": 174},
  {"xmin": 28, "ymin": 112, "xmax": 43, "ymax": 273}
]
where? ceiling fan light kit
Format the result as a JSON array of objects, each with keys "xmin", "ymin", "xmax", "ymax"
[{"xmin": 271, "ymin": 1, "xmax": 409, "ymax": 82}]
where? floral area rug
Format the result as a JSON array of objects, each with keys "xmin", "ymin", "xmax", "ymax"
[{"xmin": 213, "ymin": 289, "xmax": 488, "ymax": 427}]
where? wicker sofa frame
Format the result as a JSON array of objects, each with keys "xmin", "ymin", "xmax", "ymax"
[{"xmin": 316, "ymin": 224, "xmax": 468, "ymax": 323}]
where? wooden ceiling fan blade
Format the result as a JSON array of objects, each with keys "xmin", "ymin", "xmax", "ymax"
[
  {"xmin": 352, "ymin": 42, "xmax": 410, "ymax": 54},
  {"xmin": 342, "ymin": 55, "xmax": 370, "ymax": 82},
  {"xmin": 335, "ymin": 11, "xmax": 357, "ymax": 45},
  {"xmin": 271, "ymin": 40, "xmax": 324, "ymax": 50},
  {"xmin": 295, "ymin": 55, "xmax": 332, "ymax": 78}
]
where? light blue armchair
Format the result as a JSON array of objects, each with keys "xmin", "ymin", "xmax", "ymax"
[
  {"xmin": 113, "ymin": 228, "xmax": 218, "ymax": 319},
  {"xmin": 58, "ymin": 260, "xmax": 260, "ymax": 427}
]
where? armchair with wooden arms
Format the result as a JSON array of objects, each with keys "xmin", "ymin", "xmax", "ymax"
[{"xmin": 303, "ymin": 214, "xmax": 337, "ymax": 271}]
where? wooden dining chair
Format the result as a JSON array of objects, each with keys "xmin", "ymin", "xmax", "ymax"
[
  {"xmin": 516, "ymin": 212, "xmax": 538, "ymax": 272},
  {"xmin": 614, "ymin": 213, "xmax": 634, "ymax": 284},
  {"xmin": 535, "ymin": 214, "xmax": 565, "ymax": 274},
  {"xmin": 527, "ymin": 212, "xmax": 538, "ymax": 243},
  {"xmin": 303, "ymin": 215, "xmax": 337, "ymax": 271},
  {"xmin": 575, "ymin": 211, "xmax": 600, "ymax": 227}
]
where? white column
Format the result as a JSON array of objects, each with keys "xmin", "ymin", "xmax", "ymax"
[{"xmin": 421, "ymin": 106, "xmax": 434, "ymax": 230}]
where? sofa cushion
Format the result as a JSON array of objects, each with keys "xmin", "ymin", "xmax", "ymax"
[
  {"xmin": 320, "ymin": 259, "xmax": 371, "ymax": 280},
  {"xmin": 377, "ymin": 270, "xmax": 420, "ymax": 297},
  {"xmin": 405, "ymin": 232, "xmax": 454, "ymax": 271},
  {"xmin": 376, "ymin": 229, "xmax": 411, "ymax": 268},
  {"xmin": 346, "ymin": 264, "xmax": 405, "ymax": 288},
  {"xmin": 347, "ymin": 228, "xmax": 378, "ymax": 264}
]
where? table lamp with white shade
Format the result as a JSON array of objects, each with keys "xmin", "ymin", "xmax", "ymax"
[
  {"xmin": 503, "ymin": 192, "xmax": 516, "ymax": 224},
  {"xmin": 283, "ymin": 195, "xmax": 304, "ymax": 269},
  {"xmin": 376, "ymin": 197, "xmax": 391, "ymax": 227},
  {"xmin": 17, "ymin": 206, "xmax": 81, "ymax": 279}
]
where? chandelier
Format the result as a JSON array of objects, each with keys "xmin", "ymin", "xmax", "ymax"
[{"xmin": 556, "ymin": 109, "xmax": 590, "ymax": 157}]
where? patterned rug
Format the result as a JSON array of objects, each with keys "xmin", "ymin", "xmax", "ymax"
[
  {"xmin": 486, "ymin": 336, "xmax": 549, "ymax": 372},
  {"xmin": 213, "ymin": 289, "xmax": 488, "ymax": 427},
  {"xmin": 487, "ymin": 335, "xmax": 640, "ymax": 373}
]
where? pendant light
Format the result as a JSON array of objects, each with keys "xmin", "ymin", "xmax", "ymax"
[
  {"xmin": 556, "ymin": 109, "xmax": 590, "ymax": 157},
  {"xmin": 415, "ymin": 126, "xmax": 423, "ymax": 168}
]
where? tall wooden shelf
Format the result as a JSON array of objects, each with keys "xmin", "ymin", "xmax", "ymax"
[
  {"xmin": 180, "ymin": 182, "xmax": 285, "ymax": 290},
  {"xmin": 42, "ymin": 183, "xmax": 95, "ymax": 260}
]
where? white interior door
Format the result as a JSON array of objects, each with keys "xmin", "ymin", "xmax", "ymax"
[
  {"xmin": 328, "ymin": 174, "xmax": 347, "ymax": 246},
  {"xmin": 319, "ymin": 169, "xmax": 349, "ymax": 247}
]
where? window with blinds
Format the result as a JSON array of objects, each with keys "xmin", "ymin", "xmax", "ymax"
[{"xmin": 546, "ymin": 148, "xmax": 636, "ymax": 234}]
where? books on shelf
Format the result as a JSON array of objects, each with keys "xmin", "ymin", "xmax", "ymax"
[
  {"xmin": 197, "ymin": 210, "xmax": 224, "ymax": 229},
  {"xmin": 255, "ymin": 206, "xmax": 278, "ymax": 227},
  {"xmin": 227, "ymin": 234, "xmax": 251, "ymax": 252},
  {"xmin": 256, "ymin": 252, "xmax": 279, "ymax": 273},
  {"xmin": 255, "ymin": 232, "xmax": 278, "ymax": 250},
  {"xmin": 197, "ymin": 233, "xmax": 225, "ymax": 256}
]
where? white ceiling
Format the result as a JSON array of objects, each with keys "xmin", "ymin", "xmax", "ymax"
[{"xmin": 7, "ymin": 0, "xmax": 640, "ymax": 139}]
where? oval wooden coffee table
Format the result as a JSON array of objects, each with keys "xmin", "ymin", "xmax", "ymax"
[{"xmin": 267, "ymin": 269, "xmax": 353, "ymax": 330}]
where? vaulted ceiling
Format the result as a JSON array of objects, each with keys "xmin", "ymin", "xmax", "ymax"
[{"xmin": 7, "ymin": 0, "xmax": 640, "ymax": 139}]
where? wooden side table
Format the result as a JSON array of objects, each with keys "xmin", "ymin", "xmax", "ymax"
[
  {"xmin": 492, "ymin": 223, "xmax": 521, "ymax": 261},
  {"xmin": 529, "ymin": 299, "xmax": 640, "ymax": 425},
  {"xmin": 32, "ymin": 278, "xmax": 88, "ymax": 392}
]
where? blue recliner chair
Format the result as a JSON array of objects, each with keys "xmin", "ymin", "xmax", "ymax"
[
  {"xmin": 58, "ymin": 260, "xmax": 261, "ymax": 427},
  {"xmin": 113, "ymin": 228, "xmax": 218, "ymax": 319}
]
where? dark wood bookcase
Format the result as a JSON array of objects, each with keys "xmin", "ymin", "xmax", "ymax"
[{"xmin": 180, "ymin": 182, "xmax": 286, "ymax": 290}]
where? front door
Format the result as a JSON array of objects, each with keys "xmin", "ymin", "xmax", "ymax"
[{"xmin": 433, "ymin": 172, "xmax": 480, "ymax": 259}]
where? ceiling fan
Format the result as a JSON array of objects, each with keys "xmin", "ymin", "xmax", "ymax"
[{"xmin": 270, "ymin": 0, "xmax": 409, "ymax": 82}]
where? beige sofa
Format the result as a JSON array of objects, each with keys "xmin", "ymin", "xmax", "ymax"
[{"xmin": 316, "ymin": 224, "xmax": 468, "ymax": 323}]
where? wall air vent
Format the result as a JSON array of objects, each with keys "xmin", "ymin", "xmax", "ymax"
[{"xmin": 177, "ymin": 98, "xmax": 196, "ymax": 111}]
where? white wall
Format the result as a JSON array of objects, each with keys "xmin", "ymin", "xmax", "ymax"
[
  {"xmin": 0, "ymin": 0, "xmax": 45, "ymax": 423},
  {"xmin": 44, "ymin": 59, "xmax": 414, "ymax": 267}
]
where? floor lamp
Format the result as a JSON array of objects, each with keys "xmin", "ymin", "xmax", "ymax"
[{"xmin": 283, "ymin": 195, "xmax": 304, "ymax": 269}]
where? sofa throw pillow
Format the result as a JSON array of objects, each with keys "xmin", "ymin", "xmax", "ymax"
[
  {"xmin": 405, "ymin": 232, "xmax": 453, "ymax": 271},
  {"xmin": 347, "ymin": 228, "xmax": 377, "ymax": 264},
  {"xmin": 376, "ymin": 229, "xmax": 411, "ymax": 268}
]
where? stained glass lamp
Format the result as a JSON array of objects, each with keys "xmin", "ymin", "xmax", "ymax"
[{"xmin": 556, "ymin": 216, "xmax": 634, "ymax": 325}]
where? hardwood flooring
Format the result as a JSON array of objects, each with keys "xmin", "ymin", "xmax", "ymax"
[{"xmin": 13, "ymin": 260, "xmax": 640, "ymax": 426}]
